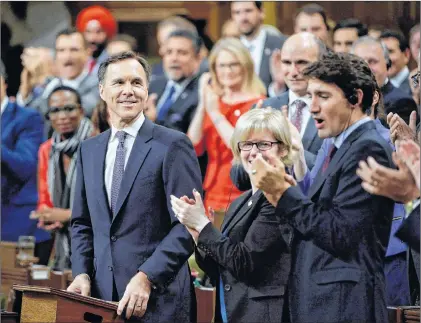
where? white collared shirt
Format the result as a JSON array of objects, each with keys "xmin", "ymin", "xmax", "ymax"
[
  {"xmin": 1, "ymin": 97, "xmax": 9, "ymax": 115},
  {"xmin": 288, "ymin": 91, "xmax": 312, "ymax": 137},
  {"xmin": 240, "ymin": 28, "xmax": 267, "ymax": 75},
  {"xmin": 390, "ymin": 66, "xmax": 410, "ymax": 88},
  {"xmin": 104, "ymin": 113, "xmax": 145, "ymax": 206}
]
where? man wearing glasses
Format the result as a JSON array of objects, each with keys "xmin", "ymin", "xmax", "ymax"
[{"xmin": 32, "ymin": 85, "xmax": 94, "ymax": 270}]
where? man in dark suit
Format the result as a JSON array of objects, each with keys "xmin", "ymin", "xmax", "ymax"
[
  {"xmin": 231, "ymin": 1, "xmax": 287, "ymax": 90},
  {"xmin": 145, "ymin": 30, "xmax": 202, "ymax": 134},
  {"xmin": 352, "ymin": 36, "xmax": 418, "ymax": 125},
  {"xmin": 67, "ymin": 52, "xmax": 203, "ymax": 322},
  {"xmin": 251, "ymin": 52, "xmax": 394, "ymax": 322},
  {"xmin": 0, "ymin": 66, "xmax": 52, "ymax": 264},
  {"xmin": 380, "ymin": 30, "xmax": 412, "ymax": 96}
]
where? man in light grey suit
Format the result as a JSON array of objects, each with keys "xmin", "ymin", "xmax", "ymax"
[
  {"xmin": 231, "ymin": 1, "xmax": 287, "ymax": 90},
  {"xmin": 17, "ymin": 28, "xmax": 100, "ymax": 120}
]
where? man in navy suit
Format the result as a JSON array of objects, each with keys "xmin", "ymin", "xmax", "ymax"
[
  {"xmin": 251, "ymin": 52, "xmax": 394, "ymax": 322},
  {"xmin": 67, "ymin": 52, "xmax": 203, "ymax": 321},
  {"xmin": 145, "ymin": 30, "xmax": 202, "ymax": 134},
  {"xmin": 0, "ymin": 65, "xmax": 52, "ymax": 264}
]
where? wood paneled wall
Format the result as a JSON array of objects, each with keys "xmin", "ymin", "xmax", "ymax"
[{"xmin": 67, "ymin": 1, "xmax": 420, "ymax": 56}]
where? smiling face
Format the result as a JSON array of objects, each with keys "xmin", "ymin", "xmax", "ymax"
[
  {"xmin": 280, "ymin": 35, "xmax": 319, "ymax": 96},
  {"xmin": 99, "ymin": 58, "xmax": 148, "ymax": 128},
  {"xmin": 381, "ymin": 37, "xmax": 410, "ymax": 78},
  {"xmin": 240, "ymin": 129, "xmax": 287, "ymax": 175},
  {"xmin": 84, "ymin": 20, "xmax": 108, "ymax": 58},
  {"xmin": 215, "ymin": 49, "xmax": 244, "ymax": 90},
  {"xmin": 48, "ymin": 90, "xmax": 84, "ymax": 135},
  {"xmin": 308, "ymin": 78, "xmax": 357, "ymax": 139}
]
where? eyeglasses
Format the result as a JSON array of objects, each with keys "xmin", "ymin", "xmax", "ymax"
[
  {"xmin": 216, "ymin": 62, "xmax": 242, "ymax": 71},
  {"xmin": 46, "ymin": 104, "xmax": 79, "ymax": 120},
  {"xmin": 411, "ymin": 71, "xmax": 420, "ymax": 88},
  {"xmin": 238, "ymin": 141, "xmax": 280, "ymax": 151}
]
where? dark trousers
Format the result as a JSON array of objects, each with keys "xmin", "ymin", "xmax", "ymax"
[{"xmin": 34, "ymin": 238, "xmax": 54, "ymax": 266}]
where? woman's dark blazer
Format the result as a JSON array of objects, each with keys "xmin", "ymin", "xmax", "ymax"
[{"xmin": 195, "ymin": 189, "xmax": 292, "ymax": 323}]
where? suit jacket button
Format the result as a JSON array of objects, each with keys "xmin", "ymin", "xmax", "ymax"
[
  {"xmin": 111, "ymin": 236, "xmax": 117, "ymax": 242},
  {"xmin": 224, "ymin": 284, "xmax": 231, "ymax": 291},
  {"xmin": 108, "ymin": 266, "xmax": 113, "ymax": 271}
]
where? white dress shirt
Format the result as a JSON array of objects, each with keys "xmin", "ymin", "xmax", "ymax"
[
  {"xmin": 390, "ymin": 66, "xmax": 410, "ymax": 88},
  {"xmin": 240, "ymin": 28, "xmax": 267, "ymax": 76},
  {"xmin": 288, "ymin": 91, "xmax": 312, "ymax": 137},
  {"xmin": 1, "ymin": 97, "xmax": 9, "ymax": 115},
  {"xmin": 105, "ymin": 113, "xmax": 145, "ymax": 206}
]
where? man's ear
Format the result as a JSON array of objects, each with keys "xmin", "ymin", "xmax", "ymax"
[
  {"xmin": 404, "ymin": 48, "xmax": 411, "ymax": 64},
  {"xmin": 99, "ymin": 83, "xmax": 105, "ymax": 101}
]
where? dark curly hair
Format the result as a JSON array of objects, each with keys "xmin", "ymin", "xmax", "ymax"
[{"xmin": 303, "ymin": 51, "xmax": 376, "ymax": 114}]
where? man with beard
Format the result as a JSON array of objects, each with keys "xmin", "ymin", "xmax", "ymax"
[
  {"xmin": 76, "ymin": 5, "xmax": 117, "ymax": 76},
  {"xmin": 231, "ymin": 1, "xmax": 287, "ymax": 90},
  {"xmin": 16, "ymin": 28, "xmax": 100, "ymax": 132},
  {"xmin": 145, "ymin": 30, "xmax": 201, "ymax": 133}
]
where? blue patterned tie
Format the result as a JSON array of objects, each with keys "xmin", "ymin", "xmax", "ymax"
[
  {"xmin": 156, "ymin": 85, "xmax": 176, "ymax": 122},
  {"xmin": 111, "ymin": 131, "xmax": 127, "ymax": 215}
]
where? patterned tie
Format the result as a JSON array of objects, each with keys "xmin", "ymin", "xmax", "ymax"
[
  {"xmin": 322, "ymin": 144, "xmax": 338, "ymax": 173},
  {"xmin": 111, "ymin": 131, "xmax": 127, "ymax": 215},
  {"xmin": 292, "ymin": 100, "xmax": 306, "ymax": 133},
  {"xmin": 156, "ymin": 85, "xmax": 176, "ymax": 122}
]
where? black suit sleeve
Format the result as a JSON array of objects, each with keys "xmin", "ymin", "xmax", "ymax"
[
  {"xmin": 275, "ymin": 140, "xmax": 392, "ymax": 257},
  {"xmin": 196, "ymin": 198, "xmax": 286, "ymax": 281},
  {"xmin": 230, "ymin": 164, "xmax": 252, "ymax": 191},
  {"xmin": 395, "ymin": 207, "xmax": 420, "ymax": 252}
]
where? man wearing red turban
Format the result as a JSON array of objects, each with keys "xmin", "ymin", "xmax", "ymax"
[{"xmin": 76, "ymin": 5, "xmax": 117, "ymax": 74}]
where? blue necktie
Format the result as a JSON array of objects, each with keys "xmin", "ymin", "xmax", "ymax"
[
  {"xmin": 157, "ymin": 85, "xmax": 176, "ymax": 122},
  {"xmin": 111, "ymin": 131, "xmax": 127, "ymax": 215}
]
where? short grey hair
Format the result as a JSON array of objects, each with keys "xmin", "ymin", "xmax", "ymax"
[
  {"xmin": 351, "ymin": 36, "xmax": 391, "ymax": 67},
  {"xmin": 230, "ymin": 108, "xmax": 293, "ymax": 166}
]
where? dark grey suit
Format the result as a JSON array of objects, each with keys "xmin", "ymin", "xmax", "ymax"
[
  {"xmin": 195, "ymin": 190, "xmax": 291, "ymax": 323},
  {"xmin": 257, "ymin": 33, "xmax": 287, "ymax": 89},
  {"xmin": 396, "ymin": 76, "xmax": 412, "ymax": 96},
  {"xmin": 149, "ymin": 75, "xmax": 200, "ymax": 134},
  {"xmin": 276, "ymin": 121, "xmax": 394, "ymax": 322}
]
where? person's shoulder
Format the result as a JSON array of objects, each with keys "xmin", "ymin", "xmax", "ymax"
[
  {"xmin": 152, "ymin": 123, "xmax": 188, "ymax": 145},
  {"xmin": 262, "ymin": 91, "xmax": 288, "ymax": 109},
  {"xmin": 265, "ymin": 31, "xmax": 287, "ymax": 47},
  {"xmin": 388, "ymin": 83, "xmax": 413, "ymax": 101}
]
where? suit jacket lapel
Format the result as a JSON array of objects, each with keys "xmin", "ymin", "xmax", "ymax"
[
  {"xmin": 95, "ymin": 130, "xmax": 112, "ymax": 222},
  {"xmin": 112, "ymin": 118, "xmax": 153, "ymax": 221},
  {"xmin": 221, "ymin": 191, "xmax": 252, "ymax": 233},
  {"xmin": 302, "ymin": 117, "xmax": 317, "ymax": 151},
  {"xmin": 308, "ymin": 121, "xmax": 375, "ymax": 198}
]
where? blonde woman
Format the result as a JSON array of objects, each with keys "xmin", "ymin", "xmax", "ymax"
[
  {"xmin": 188, "ymin": 38, "xmax": 266, "ymax": 226},
  {"xmin": 172, "ymin": 108, "xmax": 294, "ymax": 323}
]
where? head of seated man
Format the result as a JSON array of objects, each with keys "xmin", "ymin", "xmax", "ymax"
[
  {"xmin": 47, "ymin": 86, "xmax": 85, "ymax": 138},
  {"xmin": 303, "ymin": 51, "xmax": 376, "ymax": 139},
  {"xmin": 55, "ymin": 28, "xmax": 89, "ymax": 80},
  {"xmin": 231, "ymin": 108, "xmax": 293, "ymax": 183}
]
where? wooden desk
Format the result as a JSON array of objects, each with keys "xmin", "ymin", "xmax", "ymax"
[
  {"xmin": 388, "ymin": 306, "xmax": 420, "ymax": 323},
  {"xmin": 13, "ymin": 285, "xmax": 124, "ymax": 323}
]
